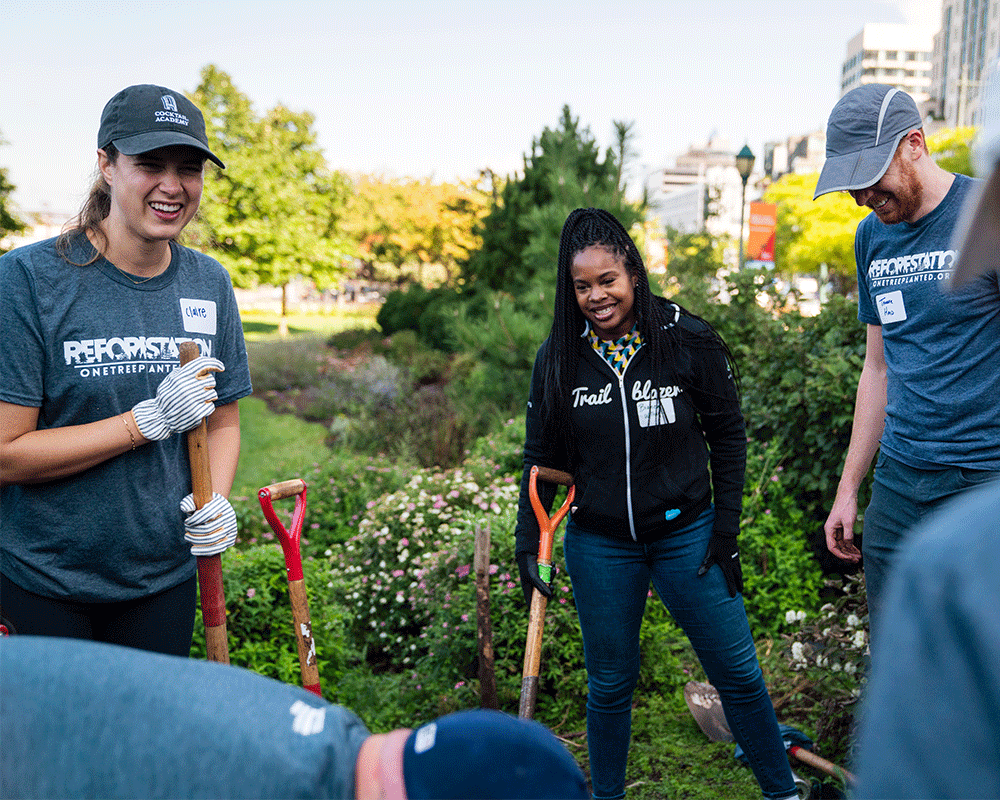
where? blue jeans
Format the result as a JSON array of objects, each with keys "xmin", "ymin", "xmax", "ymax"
[
  {"xmin": 862, "ymin": 452, "xmax": 1000, "ymax": 649},
  {"xmin": 564, "ymin": 507, "xmax": 795, "ymax": 800}
]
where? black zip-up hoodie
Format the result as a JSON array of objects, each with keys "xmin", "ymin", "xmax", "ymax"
[{"xmin": 515, "ymin": 303, "xmax": 746, "ymax": 555}]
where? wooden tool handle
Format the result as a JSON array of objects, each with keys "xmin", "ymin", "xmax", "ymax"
[
  {"xmin": 179, "ymin": 341, "xmax": 229, "ymax": 665},
  {"xmin": 789, "ymin": 745, "xmax": 857, "ymax": 786},
  {"xmin": 518, "ymin": 588, "xmax": 548, "ymax": 719},
  {"xmin": 288, "ymin": 579, "xmax": 321, "ymax": 696},
  {"xmin": 261, "ymin": 478, "xmax": 307, "ymax": 501},
  {"xmin": 534, "ymin": 466, "xmax": 574, "ymax": 486}
]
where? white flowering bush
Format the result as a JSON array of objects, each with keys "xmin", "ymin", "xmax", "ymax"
[
  {"xmin": 322, "ymin": 461, "xmax": 590, "ymax": 724},
  {"xmin": 784, "ymin": 573, "xmax": 868, "ymax": 685},
  {"xmin": 327, "ymin": 466, "xmax": 521, "ymax": 665},
  {"xmin": 772, "ymin": 571, "xmax": 868, "ymax": 760}
]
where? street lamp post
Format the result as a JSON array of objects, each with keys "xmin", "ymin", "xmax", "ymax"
[{"xmin": 735, "ymin": 144, "xmax": 755, "ymax": 269}]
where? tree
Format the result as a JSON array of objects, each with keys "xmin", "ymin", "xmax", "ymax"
[
  {"xmin": 1, "ymin": 131, "xmax": 27, "ymax": 253},
  {"xmin": 660, "ymin": 227, "xmax": 727, "ymax": 308},
  {"xmin": 927, "ymin": 126, "xmax": 976, "ymax": 176},
  {"xmin": 763, "ymin": 173, "xmax": 868, "ymax": 293},
  {"xmin": 461, "ymin": 106, "xmax": 644, "ymax": 293},
  {"xmin": 188, "ymin": 66, "xmax": 355, "ymax": 334},
  {"xmin": 345, "ymin": 176, "xmax": 488, "ymax": 286}
]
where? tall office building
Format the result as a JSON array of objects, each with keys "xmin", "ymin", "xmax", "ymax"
[
  {"xmin": 841, "ymin": 23, "xmax": 936, "ymax": 102},
  {"xmin": 931, "ymin": 0, "xmax": 1000, "ymax": 125}
]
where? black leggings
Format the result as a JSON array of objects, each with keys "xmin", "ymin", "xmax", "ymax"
[{"xmin": 0, "ymin": 573, "xmax": 197, "ymax": 657}]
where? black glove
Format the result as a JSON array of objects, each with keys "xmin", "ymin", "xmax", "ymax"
[
  {"xmin": 516, "ymin": 552, "xmax": 555, "ymax": 605},
  {"xmin": 698, "ymin": 532, "xmax": 743, "ymax": 598}
]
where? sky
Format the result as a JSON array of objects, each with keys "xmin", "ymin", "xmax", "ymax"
[{"xmin": 2, "ymin": 0, "xmax": 942, "ymax": 216}]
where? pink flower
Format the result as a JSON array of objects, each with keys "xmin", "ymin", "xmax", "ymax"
[
  {"xmin": 461, "ymin": 614, "xmax": 469, "ymax": 622},
  {"xmin": 455, "ymin": 681, "xmax": 465, "ymax": 689},
  {"xmin": 246, "ymin": 588, "xmax": 256, "ymax": 599},
  {"xmin": 456, "ymin": 564, "xmax": 471, "ymax": 578},
  {"xmin": 400, "ymin": 538, "xmax": 409, "ymax": 547}
]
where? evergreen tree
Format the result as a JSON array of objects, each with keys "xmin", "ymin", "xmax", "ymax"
[{"xmin": 462, "ymin": 106, "xmax": 644, "ymax": 293}]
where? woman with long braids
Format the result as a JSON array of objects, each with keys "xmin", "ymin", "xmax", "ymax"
[{"xmin": 514, "ymin": 208, "xmax": 797, "ymax": 800}]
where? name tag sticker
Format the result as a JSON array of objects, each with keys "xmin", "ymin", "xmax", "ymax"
[
  {"xmin": 180, "ymin": 298, "xmax": 218, "ymax": 335},
  {"xmin": 637, "ymin": 398, "xmax": 676, "ymax": 428},
  {"xmin": 876, "ymin": 291, "xmax": 907, "ymax": 324}
]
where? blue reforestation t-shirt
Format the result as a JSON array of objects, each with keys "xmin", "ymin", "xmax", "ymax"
[
  {"xmin": 0, "ymin": 233, "xmax": 252, "ymax": 601},
  {"xmin": 855, "ymin": 173, "xmax": 1000, "ymax": 470}
]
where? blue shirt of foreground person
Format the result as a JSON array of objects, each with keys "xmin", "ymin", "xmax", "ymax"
[
  {"xmin": 853, "ymin": 479, "xmax": 1000, "ymax": 799},
  {"xmin": 0, "ymin": 637, "xmax": 588, "ymax": 800}
]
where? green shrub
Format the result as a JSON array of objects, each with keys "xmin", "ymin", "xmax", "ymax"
[
  {"xmin": 465, "ymin": 417, "xmax": 526, "ymax": 478},
  {"xmin": 703, "ymin": 272, "xmax": 868, "ymax": 554},
  {"xmin": 190, "ymin": 545, "xmax": 351, "ymax": 692},
  {"xmin": 232, "ymin": 453, "xmax": 411, "ymax": 552},
  {"xmin": 324, "ymin": 464, "xmax": 588, "ymax": 731},
  {"xmin": 246, "ymin": 335, "xmax": 331, "ymax": 392},
  {"xmin": 740, "ymin": 440, "xmax": 826, "ymax": 636}
]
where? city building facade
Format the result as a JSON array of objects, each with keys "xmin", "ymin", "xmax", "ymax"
[
  {"xmin": 841, "ymin": 23, "xmax": 936, "ymax": 103},
  {"xmin": 931, "ymin": 0, "xmax": 1000, "ymax": 125}
]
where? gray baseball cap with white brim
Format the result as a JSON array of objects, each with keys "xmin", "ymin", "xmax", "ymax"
[{"xmin": 814, "ymin": 84, "xmax": 923, "ymax": 200}]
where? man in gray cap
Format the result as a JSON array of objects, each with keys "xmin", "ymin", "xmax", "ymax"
[
  {"xmin": 853, "ymin": 68, "xmax": 1000, "ymax": 797},
  {"xmin": 815, "ymin": 83, "xmax": 1000, "ymax": 649}
]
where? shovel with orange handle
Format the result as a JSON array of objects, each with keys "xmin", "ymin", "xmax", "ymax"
[{"xmin": 518, "ymin": 465, "xmax": 575, "ymax": 720}]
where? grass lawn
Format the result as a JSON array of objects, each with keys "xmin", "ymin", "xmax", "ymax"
[
  {"xmin": 240, "ymin": 305, "xmax": 380, "ymax": 341},
  {"xmin": 231, "ymin": 397, "xmax": 332, "ymax": 499},
  {"xmin": 232, "ymin": 305, "xmax": 378, "ymax": 497}
]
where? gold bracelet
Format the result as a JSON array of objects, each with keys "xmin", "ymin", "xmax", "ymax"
[{"xmin": 121, "ymin": 414, "xmax": 136, "ymax": 451}]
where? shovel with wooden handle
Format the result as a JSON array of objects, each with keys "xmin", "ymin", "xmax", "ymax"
[
  {"xmin": 683, "ymin": 679, "xmax": 857, "ymax": 788},
  {"xmin": 178, "ymin": 340, "xmax": 230, "ymax": 664},
  {"xmin": 258, "ymin": 478, "xmax": 321, "ymax": 697},
  {"xmin": 518, "ymin": 465, "xmax": 575, "ymax": 720}
]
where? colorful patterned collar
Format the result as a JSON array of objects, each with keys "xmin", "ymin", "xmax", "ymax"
[{"xmin": 587, "ymin": 324, "xmax": 644, "ymax": 375}]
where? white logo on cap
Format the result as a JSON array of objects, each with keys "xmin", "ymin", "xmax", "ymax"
[
  {"xmin": 413, "ymin": 721, "xmax": 437, "ymax": 754},
  {"xmin": 161, "ymin": 94, "xmax": 178, "ymax": 113}
]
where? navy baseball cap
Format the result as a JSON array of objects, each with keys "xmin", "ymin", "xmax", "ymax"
[
  {"xmin": 98, "ymin": 84, "xmax": 224, "ymax": 168},
  {"xmin": 400, "ymin": 709, "xmax": 588, "ymax": 799},
  {"xmin": 814, "ymin": 84, "xmax": 923, "ymax": 199}
]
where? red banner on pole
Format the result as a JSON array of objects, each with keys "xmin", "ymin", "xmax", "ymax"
[{"xmin": 746, "ymin": 202, "xmax": 776, "ymax": 267}]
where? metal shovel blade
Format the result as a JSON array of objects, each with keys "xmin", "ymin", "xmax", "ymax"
[{"xmin": 684, "ymin": 680, "xmax": 735, "ymax": 743}]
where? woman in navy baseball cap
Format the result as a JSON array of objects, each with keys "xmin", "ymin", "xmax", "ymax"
[{"xmin": 0, "ymin": 85, "xmax": 250, "ymax": 656}]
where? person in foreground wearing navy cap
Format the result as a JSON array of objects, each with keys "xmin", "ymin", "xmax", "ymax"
[
  {"xmin": 0, "ymin": 636, "xmax": 589, "ymax": 799},
  {"xmin": 0, "ymin": 85, "xmax": 251, "ymax": 655},
  {"xmin": 852, "ymin": 63, "xmax": 1000, "ymax": 800},
  {"xmin": 814, "ymin": 83, "xmax": 1000, "ymax": 650}
]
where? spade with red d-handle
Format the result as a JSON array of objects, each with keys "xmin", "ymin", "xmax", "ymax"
[
  {"xmin": 258, "ymin": 478, "xmax": 322, "ymax": 697},
  {"xmin": 518, "ymin": 465, "xmax": 575, "ymax": 719}
]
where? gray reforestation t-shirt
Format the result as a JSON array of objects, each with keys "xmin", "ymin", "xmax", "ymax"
[
  {"xmin": 855, "ymin": 173, "xmax": 1000, "ymax": 470},
  {"xmin": 0, "ymin": 233, "xmax": 252, "ymax": 601}
]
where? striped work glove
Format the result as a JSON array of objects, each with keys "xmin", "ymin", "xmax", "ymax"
[
  {"xmin": 132, "ymin": 356, "xmax": 224, "ymax": 441},
  {"xmin": 181, "ymin": 492, "xmax": 238, "ymax": 557}
]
